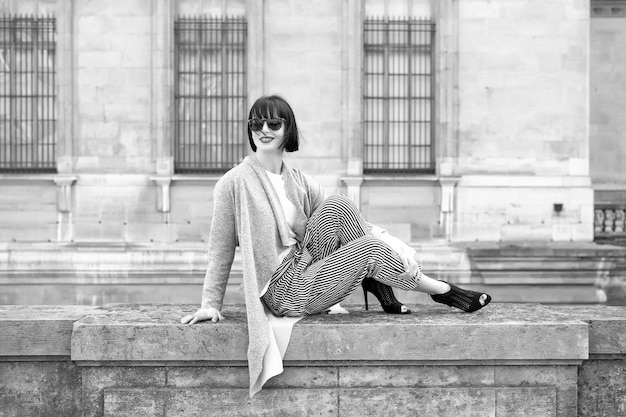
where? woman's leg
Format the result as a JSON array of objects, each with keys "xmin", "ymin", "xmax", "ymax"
[
  {"xmin": 410, "ymin": 272, "xmax": 451, "ymax": 294},
  {"xmin": 263, "ymin": 195, "xmax": 408, "ymax": 317},
  {"xmin": 305, "ymin": 196, "xmax": 490, "ymax": 313},
  {"xmin": 301, "ymin": 235, "xmax": 407, "ymax": 315},
  {"xmin": 302, "ymin": 194, "xmax": 371, "ymax": 262}
]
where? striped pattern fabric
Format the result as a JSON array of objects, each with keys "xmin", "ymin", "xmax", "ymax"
[{"xmin": 261, "ymin": 195, "xmax": 419, "ymax": 317}]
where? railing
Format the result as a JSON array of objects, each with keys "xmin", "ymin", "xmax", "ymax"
[
  {"xmin": 594, "ymin": 204, "xmax": 626, "ymax": 240},
  {"xmin": 0, "ymin": 15, "xmax": 56, "ymax": 173}
]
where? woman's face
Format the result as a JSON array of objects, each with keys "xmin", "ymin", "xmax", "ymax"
[{"xmin": 249, "ymin": 116, "xmax": 286, "ymax": 153}]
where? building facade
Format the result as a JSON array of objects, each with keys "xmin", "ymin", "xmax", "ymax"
[{"xmin": 0, "ymin": 0, "xmax": 624, "ymax": 305}]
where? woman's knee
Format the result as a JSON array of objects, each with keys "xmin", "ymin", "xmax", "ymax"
[
  {"xmin": 356, "ymin": 235, "xmax": 388, "ymax": 252},
  {"xmin": 322, "ymin": 194, "xmax": 359, "ymax": 215}
]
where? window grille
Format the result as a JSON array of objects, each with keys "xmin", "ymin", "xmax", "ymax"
[
  {"xmin": 174, "ymin": 16, "xmax": 247, "ymax": 173},
  {"xmin": 363, "ymin": 18, "xmax": 435, "ymax": 174},
  {"xmin": 0, "ymin": 15, "xmax": 56, "ymax": 173}
]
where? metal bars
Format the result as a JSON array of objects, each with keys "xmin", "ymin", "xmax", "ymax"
[
  {"xmin": 174, "ymin": 16, "xmax": 247, "ymax": 173},
  {"xmin": 0, "ymin": 15, "xmax": 56, "ymax": 173},
  {"xmin": 363, "ymin": 18, "xmax": 435, "ymax": 174}
]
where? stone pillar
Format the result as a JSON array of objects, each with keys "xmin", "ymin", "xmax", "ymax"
[
  {"xmin": 247, "ymin": 0, "xmax": 265, "ymax": 103},
  {"xmin": 339, "ymin": 0, "xmax": 365, "ymax": 207},
  {"xmin": 434, "ymin": 0, "xmax": 460, "ymax": 177},
  {"xmin": 439, "ymin": 176, "xmax": 460, "ymax": 240},
  {"xmin": 56, "ymin": 0, "xmax": 75, "ymax": 174},
  {"xmin": 343, "ymin": 0, "xmax": 364, "ymax": 179},
  {"xmin": 152, "ymin": 0, "xmax": 174, "ymax": 176}
]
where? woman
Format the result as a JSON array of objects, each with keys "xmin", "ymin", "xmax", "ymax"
[{"xmin": 181, "ymin": 95, "xmax": 491, "ymax": 396}]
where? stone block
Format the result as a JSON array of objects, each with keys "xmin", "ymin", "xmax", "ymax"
[
  {"xmin": 76, "ymin": 33, "xmax": 111, "ymax": 51},
  {"xmin": 123, "ymin": 223, "xmax": 177, "ymax": 243},
  {"xmin": 551, "ymin": 305, "xmax": 626, "ymax": 355},
  {"xmin": 459, "ymin": 0, "xmax": 500, "ymax": 20},
  {"xmin": 79, "ymin": 121, "xmax": 121, "ymax": 142},
  {"xmin": 0, "ymin": 361, "xmax": 81, "ymax": 417},
  {"xmin": 0, "ymin": 209, "xmax": 57, "ymax": 224},
  {"xmin": 103, "ymin": 388, "xmax": 338, "ymax": 417},
  {"xmin": 0, "ymin": 224, "xmax": 56, "ymax": 243},
  {"xmin": 121, "ymin": 50, "xmax": 152, "ymax": 69},
  {"xmin": 495, "ymin": 365, "xmax": 577, "ymax": 416},
  {"xmin": 163, "ymin": 366, "xmax": 251, "ymax": 389},
  {"xmin": 0, "ymin": 305, "xmax": 96, "ymax": 357},
  {"xmin": 77, "ymin": 51, "xmax": 123, "ymax": 69},
  {"xmin": 76, "ymin": 15, "xmax": 110, "ymax": 35},
  {"xmin": 108, "ymin": 18, "xmax": 151, "ymax": 37},
  {"xmin": 339, "ymin": 365, "xmax": 494, "ymax": 388},
  {"xmin": 71, "ymin": 304, "xmax": 588, "ymax": 363},
  {"xmin": 82, "ymin": 367, "xmax": 166, "ymax": 417},
  {"xmin": 0, "ymin": 184, "xmax": 57, "ymax": 206},
  {"xmin": 338, "ymin": 387, "xmax": 547, "ymax": 417},
  {"xmin": 71, "ymin": 304, "xmax": 249, "ymax": 362},
  {"xmin": 104, "ymin": 389, "xmax": 163, "ymax": 417},
  {"xmin": 496, "ymin": 387, "xmax": 556, "ymax": 417},
  {"xmin": 104, "ymin": 102, "xmax": 151, "ymax": 123},
  {"xmin": 578, "ymin": 359, "xmax": 626, "ymax": 417},
  {"xmin": 73, "ymin": 222, "xmax": 125, "ymax": 242}
]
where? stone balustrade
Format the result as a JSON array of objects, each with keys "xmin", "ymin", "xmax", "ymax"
[{"xmin": 1, "ymin": 303, "xmax": 625, "ymax": 416}]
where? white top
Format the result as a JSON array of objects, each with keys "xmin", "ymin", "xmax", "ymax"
[{"xmin": 266, "ymin": 170, "xmax": 298, "ymax": 262}]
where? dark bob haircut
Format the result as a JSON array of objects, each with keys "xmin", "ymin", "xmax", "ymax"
[{"xmin": 247, "ymin": 95, "xmax": 299, "ymax": 153}]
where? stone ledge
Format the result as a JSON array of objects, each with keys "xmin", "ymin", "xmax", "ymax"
[
  {"xmin": 2, "ymin": 304, "xmax": 626, "ymax": 417},
  {"xmin": 551, "ymin": 305, "xmax": 626, "ymax": 356},
  {"xmin": 0, "ymin": 305, "xmax": 101, "ymax": 357},
  {"xmin": 2, "ymin": 304, "xmax": 626, "ymax": 361},
  {"xmin": 69, "ymin": 303, "xmax": 588, "ymax": 363}
]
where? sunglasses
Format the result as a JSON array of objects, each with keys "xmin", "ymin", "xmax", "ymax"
[{"xmin": 248, "ymin": 117, "xmax": 285, "ymax": 132}]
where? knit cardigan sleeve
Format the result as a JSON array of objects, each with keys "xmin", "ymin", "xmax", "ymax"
[{"xmin": 201, "ymin": 176, "xmax": 238, "ymax": 310}]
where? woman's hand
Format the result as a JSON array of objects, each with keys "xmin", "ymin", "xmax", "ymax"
[{"xmin": 180, "ymin": 307, "xmax": 224, "ymax": 325}]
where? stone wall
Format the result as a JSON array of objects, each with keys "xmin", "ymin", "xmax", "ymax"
[
  {"xmin": 590, "ymin": 6, "xmax": 626, "ymax": 209},
  {"xmin": 1, "ymin": 303, "xmax": 626, "ymax": 416},
  {"xmin": 453, "ymin": 0, "xmax": 593, "ymax": 242},
  {"xmin": 0, "ymin": 0, "xmax": 604, "ymax": 246}
]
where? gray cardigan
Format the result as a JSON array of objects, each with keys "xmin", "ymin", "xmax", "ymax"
[{"xmin": 201, "ymin": 155, "xmax": 326, "ymax": 395}]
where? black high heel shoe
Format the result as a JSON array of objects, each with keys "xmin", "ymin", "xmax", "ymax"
[
  {"xmin": 362, "ymin": 278, "xmax": 410, "ymax": 314},
  {"xmin": 430, "ymin": 281, "xmax": 491, "ymax": 313}
]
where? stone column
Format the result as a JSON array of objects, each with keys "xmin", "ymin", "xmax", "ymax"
[
  {"xmin": 434, "ymin": 0, "xmax": 460, "ymax": 177},
  {"xmin": 56, "ymin": 0, "xmax": 75, "ymax": 174},
  {"xmin": 439, "ymin": 176, "xmax": 460, "ymax": 241},
  {"xmin": 152, "ymin": 0, "xmax": 174, "ymax": 176},
  {"xmin": 247, "ymin": 0, "xmax": 265, "ymax": 103},
  {"xmin": 340, "ymin": 0, "xmax": 364, "ymax": 206}
]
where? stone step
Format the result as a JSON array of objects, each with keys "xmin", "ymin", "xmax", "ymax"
[{"xmin": 1, "ymin": 241, "xmax": 624, "ymax": 305}]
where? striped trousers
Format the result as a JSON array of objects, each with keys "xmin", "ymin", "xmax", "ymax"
[{"xmin": 261, "ymin": 195, "xmax": 419, "ymax": 317}]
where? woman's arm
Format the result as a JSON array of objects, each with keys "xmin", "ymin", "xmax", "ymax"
[{"xmin": 181, "ymin": 179, "xmax": 238, "ymax": 324}]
